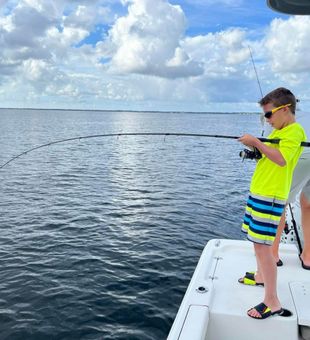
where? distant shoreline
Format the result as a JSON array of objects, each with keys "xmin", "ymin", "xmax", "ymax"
[{"xmin": 0, "ymin": 107, "xmax": 260, "ymax": 114}]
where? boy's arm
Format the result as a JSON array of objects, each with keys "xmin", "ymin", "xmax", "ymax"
[{"xmin": 238, "ymin": 134, "xmax": 286, "ymax": 167}]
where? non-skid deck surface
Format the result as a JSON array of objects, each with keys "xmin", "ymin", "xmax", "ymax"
[{"xmin": 206, "ymin": 240, "xmax": 310, "ymax": 340}]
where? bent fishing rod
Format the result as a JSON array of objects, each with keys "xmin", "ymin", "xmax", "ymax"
[{"xmin": 1, "ymin": 132, "xmax": 309, "ymax": 170}]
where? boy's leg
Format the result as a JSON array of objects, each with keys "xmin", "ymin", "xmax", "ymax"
[
  {"xmin": 272, "ymin": 208, "xmax": 286, "ymax": 262},
  {"xmin": 241, "ymin": 211, "xmax": 286, "ymax": 285},
  {"xmin": 248, "ymin": 243, "xmax": 281, "ymax": 318},
  {"xmin": 300, "ymin": 192, "xmax": 310, "ymax": 266}
]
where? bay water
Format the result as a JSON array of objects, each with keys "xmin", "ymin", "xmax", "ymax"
[{"xmin": 0, "ymin": 109, "xmax": 261, "ymax": 339}]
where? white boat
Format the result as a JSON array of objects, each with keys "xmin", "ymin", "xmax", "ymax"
[
  {"xmin": 168, "ymin": 3, "xmax": 310, "ymax": 340},
  {"xmin": 167, "ymin": 203, "xmax": 310, "ymax": 340}
]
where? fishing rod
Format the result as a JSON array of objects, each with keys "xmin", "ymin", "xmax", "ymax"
[{"xmin": 2, "ymin": 132, "xmax": 303, "ymax": 170}]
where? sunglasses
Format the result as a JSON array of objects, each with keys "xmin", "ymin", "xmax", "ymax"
[{"xmin": 264, "ymin": 104, "xmax": 292, "ymax": 119}]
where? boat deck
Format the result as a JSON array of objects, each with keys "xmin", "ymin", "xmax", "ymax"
[{"xmin": 168, "ymin": 239, "xmax": 310, "ymax": 340}]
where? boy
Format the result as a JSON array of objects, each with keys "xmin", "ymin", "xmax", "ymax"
[
  {"xmin": 239, "ymin": 106, "xmax": 310, "ymax": 288},
  {"xmin": 238, "ymin": 87, "xmax": 306, "ymax": 319}
]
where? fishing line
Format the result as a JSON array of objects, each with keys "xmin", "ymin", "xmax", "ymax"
[
  {"xmin": 247, "ymin": 45, "xmax": 266, "ymax": 136},
  {"xmin": 248, "ymin": 45, "xmax": 264, "ymax": 99},
  {"xmin": 1, "ymin": 132, "xmax": 309, "ymax": 170}
]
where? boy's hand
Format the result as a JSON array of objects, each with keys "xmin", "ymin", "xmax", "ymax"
[
  {"xmin": 238, "ymin": 134, "xmax": 286, "ymax": 166},
  {"xmin": 238, "ymin": 134, "xmax": 259, "ymax": 147}
]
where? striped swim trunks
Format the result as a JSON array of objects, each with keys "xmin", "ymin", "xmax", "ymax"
[{"xmin": 242, "ymin": 193, "xmax": 286, "ymax": 245}]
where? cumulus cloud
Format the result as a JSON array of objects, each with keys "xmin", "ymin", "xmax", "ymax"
[
  {"xmin": 0, "ymin": 0, "xmax": 110, "ymax": 94},
  {"xmin": 182, "ymin": 28, "xmax": 249, "ymax": 77},
  {"xmin": 264, "ymin": 16, "xmax": 310, "ymax": 75},
  {"xmin": 104, "ymin": 0, "xmax": 203, "ymax": 78}
]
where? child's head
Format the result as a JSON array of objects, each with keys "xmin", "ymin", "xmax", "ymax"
[
  {"xmin": 259, "ymin": 87, "xmax": 296, "ymax": 113},
  {"xmin": 259, "ymin": 87, "xmax": 296, "ymax": 129}
]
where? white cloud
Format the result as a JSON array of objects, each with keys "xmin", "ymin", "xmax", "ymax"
[
  {"xmin": 104, "ymin": 0, "xmax": 203, "ymax": 78},
  {"xmin": 23, "ymin": 59, "xmax": 49, "ymax": 81},
  {"xmin": 182, "ymin": 28, "xmax": 249, "ymax": 78},
  {"xmin": 265, "ymin": 16, "xmax": 310, "ymax": 75},
  {"xmin": 64, "ymin": 4, "xmax": 112, "ymax": 30},
  {"xmin": 0, "ymin": 1, "xmax": 108, "ymax": 83}
]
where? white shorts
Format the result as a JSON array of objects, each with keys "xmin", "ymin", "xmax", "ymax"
[{"xmin": 288, "ymin": 156, "xmax": 310, "ymax": 203}]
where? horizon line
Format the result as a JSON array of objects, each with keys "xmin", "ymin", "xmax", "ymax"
[{"xmin": 0, "ymin": 107, "xmax": 260, "ymax": 114}]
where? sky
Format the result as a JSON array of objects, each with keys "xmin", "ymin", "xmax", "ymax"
[{"xmin": 0, "ymin": 0, "xmax": 310, "ymax": 112}]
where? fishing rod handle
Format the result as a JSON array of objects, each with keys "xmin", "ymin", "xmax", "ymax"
[
  {"xmin": 258, "ymin": 138, "xmax": 280, "ymax": 144},
  {"xmin": 259, "ymin": 138, "xmax": 309, "ymax": 147}
]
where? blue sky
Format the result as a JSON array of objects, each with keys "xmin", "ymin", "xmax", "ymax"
[
  {"xmin": 171, "ymin": 1, "xmax": 284, "ymax": 34},
  {"xmin": 0, "ymin": 0, "xmax": 310, "ymax": 112}
]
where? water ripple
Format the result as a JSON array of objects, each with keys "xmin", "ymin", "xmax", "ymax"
[{"xmin": 0, "ymin": 110, "xmax": 259, "ymax": 339}]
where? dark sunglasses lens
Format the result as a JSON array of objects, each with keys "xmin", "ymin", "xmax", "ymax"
[{"xmin": 264, "ymin": 111, "xmax": 272, "ymax": 118}]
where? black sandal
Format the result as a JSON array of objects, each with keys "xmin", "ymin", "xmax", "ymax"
[
  {"xmin": 247, "ymin": 302, "xmax": 284, "ymax": 319},
  {"xmin": 238, "ymin": 272, "xmax": 264, "ymax": 286}
]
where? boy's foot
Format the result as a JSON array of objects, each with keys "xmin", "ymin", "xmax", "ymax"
[
  {"xmin": 238, "ymin": 272, "xmax": 264, "ymax": 286},
  {"xmin": 299, "ymin": 255, "xmax": 310, "ymax": 270},
  {"xmin": 247, "ymin": 302, "xmax": 284, "ymax": 319},
  {"xmin": 276, "ymin": 259, "xmax": 283, "ymax": 266},
  {"xmin": 272, "ymin": 251, "xmax": 283, "ymax": 266},
  {"xmin": 239, "ymin": 259, "xmax": 282, "ymax": 287}
]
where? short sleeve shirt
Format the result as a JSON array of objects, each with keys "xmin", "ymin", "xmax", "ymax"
[{"xmin": 250, "ymin": 122, "xmax": 306, "ymax": 199}]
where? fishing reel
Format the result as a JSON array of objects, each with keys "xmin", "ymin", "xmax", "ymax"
[{"xmin": 239, "ymin": 147, "xmax": 262, "ymax": 161}]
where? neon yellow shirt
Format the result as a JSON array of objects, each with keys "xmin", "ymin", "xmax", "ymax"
[{"xmin": 250, "ymin": 122, "xmax": 306, "ymax": 199}]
